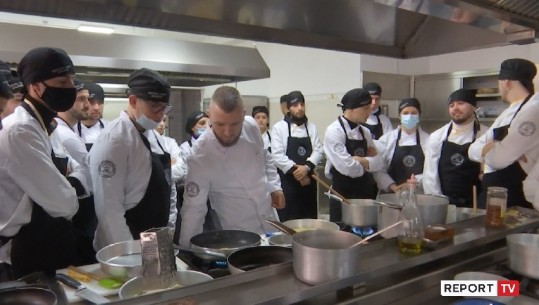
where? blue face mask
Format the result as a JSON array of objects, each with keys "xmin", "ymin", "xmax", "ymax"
[
  {"xmin": 195, "ymin": 127, "xmax": 206, "ymax": 137},
  {"xmin": 400, "ymin": 114, "xmax": 420, "ymax": 129}
]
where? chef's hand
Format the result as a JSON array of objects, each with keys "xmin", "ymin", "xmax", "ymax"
[
  {"xmin": 366, "ymin": 147, "xmax": 377, "ymax": 157},
  {"xmin": 519, "ymin": 154, "xmax": 528, "ymax": 163},
  {"xmin": 481, "ymin": 141, "xmax": 495, "ymax": 157},
  {"xmin": 271, "ymin": 190, "xmax": 285, "ymax": 209},
  {"xmin": 292, "ymin": 164, "xmax": 310, "ymax": 181},
  {"xmin": 298, "ymin": 176, "xmax": 311, "ymax": 186},
  {"xmin": 389, "ymin": 183, "xmax": 407, "ymax": 193},
  {"xmin": 352, "ymin": 156, "xmax": 370, "ymax": 170}
]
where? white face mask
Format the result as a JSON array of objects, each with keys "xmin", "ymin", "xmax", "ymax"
[{"xmin": 136, "ymin": 114, "xmax": 159, "ymax": 130}]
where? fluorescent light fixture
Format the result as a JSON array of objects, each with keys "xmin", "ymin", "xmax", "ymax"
[{"xmin": 77, "ymin": 25, "xmax": 114, "ymax": 34}]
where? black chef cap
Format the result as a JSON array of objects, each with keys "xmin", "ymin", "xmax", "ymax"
[
  {"xmin": 252, "ymin": 105, "xmax": 269, "ymax": 117},
  {"xmin": 185, "ymin": 110, "xmax": 208, "ymax": 135},
  {"xmin": 338, "ymin": 88, "xmax": 371, "ymax": 111},
  {"xmin": 448, "ymin": 89, "xmax": 477, "ymax": 107},
  {"xmin": 499, "ymin": 58, "xmax": 537, "ymax": 82},
  {"xmin": 0, "ymin": 60, "xmax": 11, "ymax": 77},
  {"xmin": 18, "ymin": 47, "xmax": 75, "ymax": 86},
  {"xmin": 74, "ymin": 80, "xmax": 86, "ymax": 92},
  {"xmin": 287, "ymin": 91, "xmax": 305, "ymax": 108},
  {"xmin": 399, "ymin": 98, "xmax": 421, "ymax": 114},
  {"xmin": 280, "ymin": 94, "xmax": 289, "ymax": 104},
  {"xmin": 84, "ymin": 82, "xmax": 105, "ymax": 103},
  {"xmin": 0, "ymin": 73, "xmax": 12, "ymax": 99},
  {"xmin": 364, "ymin": 82, "xmax": 382, "ymax": 96},
  {"xmin": 6, "ymin": 75, "xmax": 23, "ymax": 93},
  {"xmin": 127, "ymin": 68, "xmax": 170, "ymax": 104}
]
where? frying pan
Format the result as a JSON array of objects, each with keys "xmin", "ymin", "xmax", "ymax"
[
  {"xmin": 0, "ymin": 287, "xmax": 56, "ymax": 305},
  {"xmin": 190, "ymin": 230, "xmax": 261, "ymax": 259},
  {"xmin": 227, "ymin": 246, "xmax": 292, "ymax": 274}
]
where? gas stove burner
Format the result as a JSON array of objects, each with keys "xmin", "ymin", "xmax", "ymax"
[
  {"xmin": 351, "ymin": 226, "xmax": 376, "ymax": 238},
  {"xmin": 176, "ymin": 249, "xmax": 231, "ymax": 278}
]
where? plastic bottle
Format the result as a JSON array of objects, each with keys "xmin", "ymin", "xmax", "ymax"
[{"xmin": 397, "ymin": 175, "xmax": 424, "ymax": 255}]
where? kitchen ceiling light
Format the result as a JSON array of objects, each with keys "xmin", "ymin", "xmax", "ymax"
[{"xmin": 77, "ymin": 25, "xmax": 114, "ymax": 34}]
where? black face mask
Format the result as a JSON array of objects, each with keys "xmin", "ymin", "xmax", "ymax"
[{"xmin": 40, "ymin": 83, "xmax": 77, "ymax": 112}]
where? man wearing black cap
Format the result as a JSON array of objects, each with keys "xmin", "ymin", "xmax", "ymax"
[
  {"xmin": 469, "ymin": 58, "xmax": 539, "ymax": 208},
  {"xmin": 0, "ymin": 47, "xmax": 91, "ymax": 278},
  {"xmin": 252, "ymin": 105, "xmax": 271, "ymax": 152},
  {"xmin": 373, "ymin": 98, "xmax": 430, "ymax": 193},
  {"xmin": 0, "ymin": 74, "xmax": 12, "ymax": 128},
  {"xmin": 280, "ymin": 94, "xmax": 289, "ymax": 116},
  {"xmin": 272, "ymin": 90, "xmax": 324, "ymax": 221},
  {"xmin": 77, "ymin": 82, "xmax": 107, "ymax": 151},
  {"xmin": 423, "ymin": 89, "xmax": 488, "ymax": 207},
  {"xmin": 362, "ymin": 82, "xmax": 392, "ymax": 140},
  {"xmin": 324, "ymin": 88, "xmax": 384, "ymax": 222},
  {"xmin": 89, "ymin": 68, "xmax": 177, "ymax": 251}
]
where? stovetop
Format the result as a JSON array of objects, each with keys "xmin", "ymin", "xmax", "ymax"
[
  {"xmin": 484, "ymin": 262, "xmax": 539, "ymax": 300},
  {"xmin": 176, "ymin": 250, "xmax": 231, "ymax": 278}
]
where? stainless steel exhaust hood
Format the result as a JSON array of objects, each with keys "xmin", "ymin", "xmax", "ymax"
[{"xmin": 0, "ymin": 0, "xmax": 538, "ymax": 59}]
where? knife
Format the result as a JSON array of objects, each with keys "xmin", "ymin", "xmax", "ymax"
[{"xmin": 56, "ymin": 273, "xmax": 110, "ymax": 304}]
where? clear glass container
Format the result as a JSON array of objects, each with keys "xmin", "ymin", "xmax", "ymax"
[
  {"xmin": 485, "ymin": 186, "xmax": 507, "ymax": 228},
  {"xmin": 397, "ymin": 181, "xmax": 424, "ymax": 255}
]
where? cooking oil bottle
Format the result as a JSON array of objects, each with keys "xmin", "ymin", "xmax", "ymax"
[{"xmin": 397, "ymin": 176, "xmax": 424, "ymax": 255}]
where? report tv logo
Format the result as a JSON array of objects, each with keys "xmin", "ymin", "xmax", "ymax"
[{"xmin": 441, "ymin": 280, "xmax": 519, "ymax": 297}]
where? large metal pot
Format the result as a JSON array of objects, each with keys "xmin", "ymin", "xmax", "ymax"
[
  {"xmin": 292, "ymin": 229, "xmax": 362, "ymax": 285},
  {"xmin": 190, "ymin": 230, "xmax": 261, "ymax": 259},
  {"xmin": 377, "ymin": 193, "xmax": 449, "ymax": 238},
  {"xmin": 227, "ymin": 246, "xmax": 293, "ymax": 274},
  {"xmin": 282, "ymin": 219, "xmax": 340, "ymax": 232},
  {"xmin": 342, "ymin": 199, "xmax": 380, "ymax": 227},
  {"xmin": 96, "ymin": 240, "xmax": 142, "ymax": 280},
  {"xmin": 506, "ymin": 233, "xmax": 539, "ymax": 280}
]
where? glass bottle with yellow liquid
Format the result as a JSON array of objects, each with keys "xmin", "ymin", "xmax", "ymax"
[{"xmin": 397, "ymin": 177, "xmax": 424, "ymax": 255}]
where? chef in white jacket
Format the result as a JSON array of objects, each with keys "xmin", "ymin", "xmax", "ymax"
[
  {"xmin": 0, "ymin": 47, "xmax": 90, "ymax": 278},
  {"xmin": 423, "ymin": 89, "xmax": 488, "ymax": 207},
  {"xmin": 89, "ymin": 68, "xmax": 177, "ymax": 251},
  {"xmin": 373, "ymin": 98, "xmax": 430, "ymax": 193},
  {"xmin": 76, "ymin": 82, "xmax": 107, "ymax": 151},
  {"xmin": 362, "ymin": 82, "xmax": 392, "ymax": 140},
  {"xmin": 324, "ymin": 88, "xmax": 384, "ymax": 222},
  {"xmin": 252, "ymin": 105, "xmax": 272, "ymax": 152},
  {"xmin": 155, "ymin": 116, "xmax": 186, "ymax": 182},
  {"xmin": 469, "ymin": 58, "xmax": 539, "ymax": 208},
  {"xmin": 179, "ymin": 86, "xmax": 284, "ymax": 247}
]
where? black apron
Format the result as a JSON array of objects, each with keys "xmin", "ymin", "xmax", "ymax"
[
  {"xmin": 77, "ymin": 119, "xmax": 104, "ymax": 151},
  {"xmin": 265, "ymin": 130, "xmax": 272, "ymax": 153},
  {"xmin": 480, "ymin": 95, "xmax": 533, "ymax": 209},
  {"xmin": 124, "ymin": 131, "xmax": 171, "ymax": 239},
  {"xmin": 438, "ymin": 124, "xmax": 481, "ymax": 207},
  {"xmin": 9, "ymin": 102, "xmax": 78, "ymax": 278},
  {"xmin": 387, "ymin": 129, "xmax": 425, "ymax": 185},
  {"xmin": 361, "ymin": 112, "xmax": 384, "ymax": 140},
  {"xmin": 329, "ymin": 117, "xmax": 377, "ymax": 222},
  {"xmin": 277, "ymin": 121, "xmax": 317, "ymax": 221}
]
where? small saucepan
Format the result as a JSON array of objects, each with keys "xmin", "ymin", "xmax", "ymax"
[
  {"xmin": 190, "ymin": 229, "xmax": 262, "ymax": 259},
  {"xmin": 0, "ymin": 287, "xmax": 56, "ymax": 305},
  {"xmin": 227, "ymin": 246, "xmax": 293, "ymax": 275}
]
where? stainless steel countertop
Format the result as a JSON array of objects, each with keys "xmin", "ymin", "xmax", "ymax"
[{"xmin": 106, "ymin": 210, "xmax": 539, "ymax": 305}]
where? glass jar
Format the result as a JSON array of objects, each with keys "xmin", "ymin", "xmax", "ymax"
[{"xmin": 485, "ymin": 187, "xmax": 507, "ymax": 228}]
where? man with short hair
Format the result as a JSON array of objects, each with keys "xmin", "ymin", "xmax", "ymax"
[
  {"xmin": 423, "ymin": 89, "xmax": 488, "ymax": 207},
  {"xmin": 179, "ymin": 86, "xmax": 284, "ymax": 247},
  {"xmin": 469, "ymin": 58, "xmax": 539, "ymax": 208},
  {"xmin": 77, "ymin": 82, "xmax": 106, "ymax": 151},
  {"xmin": 362, "ymin": 82, "xmax": 392, "ymax": 140},
  {"xmin": 89, "ymin": 68, "xmax": 177, "ymax": 250},
  {"xmin": 252, "ymin": 105, "xmax": 271, "ymax": 152}
]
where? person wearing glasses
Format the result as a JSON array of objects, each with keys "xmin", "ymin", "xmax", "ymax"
[{"xmin": 88, "ymin": 68, "xmax": 177, "ymax": 251}]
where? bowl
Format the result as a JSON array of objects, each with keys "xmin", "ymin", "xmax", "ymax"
[
  {"xmin": 119, "ymin": 270, "xmax": 213, "ymax": 299},
  {"xmin": 96, "ymin": 240, "xmax": 142, "ymax": 280},
  {"xmin": 268, "ymin": 234, "xmax": 292, "ymax": 247},
  {"xmin": 454, "ymin": 272, "xmax": 514, "ymax": 304}
]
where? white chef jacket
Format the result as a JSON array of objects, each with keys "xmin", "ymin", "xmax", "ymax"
[
  {"xmin": 365, "ymin": 111, "xmax": 393, "ymax": 137},
  {"xmin": 469, "ymin": 94, "xmax": 539, "ymax": 175},
  {"xmin": 161, "ymin": 135, "xmax": 186, "ymax": 182},
  {"xmin": 53, "ymin": 118, "xmax": 89, "ymax": 167},
  {"xmin": 77, "ymin": 119, "xmax": 107, "ymax": 146},
  {"xmin": 178, "ymin": 138, "xmax": 196, "ymax": 184},
  {"xmin": 179, "ymin": 116, "xmax": 282, "ymax": 247},
  {"xmin": 372, "ymin": 126, "xmax": 430, "ymax": 191},
  {"xmin": 0, "ymin": 106, "xmax": 89, "ymax": 264},
  {"xmin": 423, "ymin": 121, "xmax": 488, "ymax": 195},
  {"xmin": 271, "ymin": 119, "xmax": 324, "ymax": 173},
  {"xmin": 262, "ymin": 130, "xmax": 271, "ymax": 151},
  {"xmin": 323, "ymin": 116, "xmax": 383, "ymax": 179},
  {"xmin": 523, "ymin": 161, "xmax": 539, "ymax": 211},
  {"xmin": 89, "ymin": 111, "xmax": 177, "ymax": 251}
]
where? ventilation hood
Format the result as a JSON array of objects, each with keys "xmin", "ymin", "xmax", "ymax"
[{"xmin": 0, "ymin": 0, "xmax": 538, "ymax": 61}]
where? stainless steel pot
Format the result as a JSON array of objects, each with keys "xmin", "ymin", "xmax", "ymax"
[
  {"xmin": 506, "ymin": 233, "xmax": 539, "ymax": 280},
  {"xmin": 282, "ymin": 219, "xmax": 340, "ymax": 232},
  {"xmin": 376, "ymin": 193, "xmax": 449, "ymax": 238},
  {"xmin": 342, "ymin": 199, "xmax": 381, "ymax": 227},
  {"xmin": 292, "ymin": 229, "xmax": 362, "ymax": 285}
]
